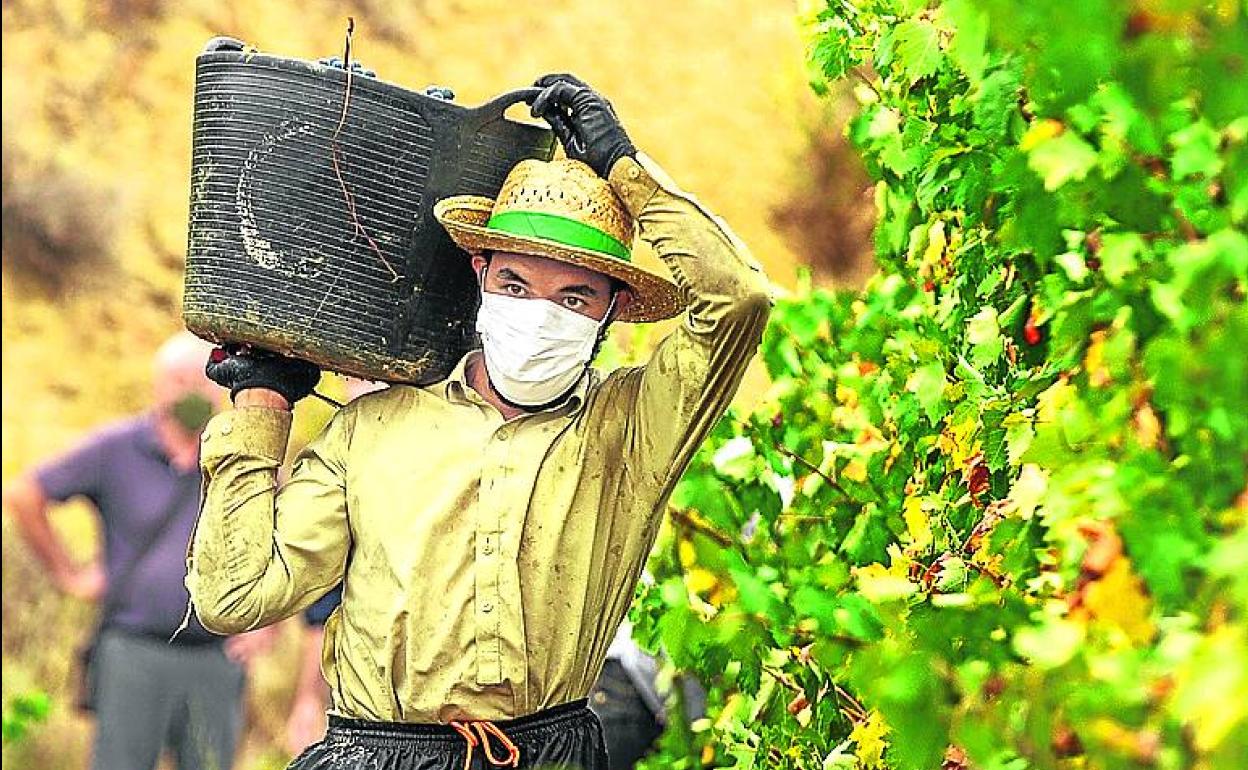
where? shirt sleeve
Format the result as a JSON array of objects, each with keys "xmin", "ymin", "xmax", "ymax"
[
  {"xmin": 186, "ymin": 406, "xmax": 352, "ymax": 634},
  {"xmin": 604, "ymin": 154, "xmax": 772, "ymax": 489},
  {"xmin": 33, "ymin": 430, "xmax": 109, "ymax": 506}
]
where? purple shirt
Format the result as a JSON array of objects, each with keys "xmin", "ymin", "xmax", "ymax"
[{"xmin": 36, "ymin": 415, "xmax": 217, "ymax": 643}]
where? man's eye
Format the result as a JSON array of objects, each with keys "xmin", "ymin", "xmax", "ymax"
[
  {"xmin": 563, "ymin": 296, "xmax": 585, "ymax": 309},
  {"xmin": 504, "ymin": 284, "xmax": 526, "ymax": 296}
]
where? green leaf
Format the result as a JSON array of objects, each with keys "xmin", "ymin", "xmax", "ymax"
[
  {"xmin": 943, "ymin": 0, "xmax": 989, "ymax": 84},
  {"xmin": 908, "ymin": 361, "xmax": 949, "ymax": 423},
  {"xmin": 893, "ymin": 19, "xmax": 943, "ymax": 86},
  {"xmin": 842, "ymin": 506, "xmax": 894, "ymax": 565},
  {"xmin": 972, "ymin": 69, "xmax": 1020, "ymax": 140},
  {"xmin": 1012, "ymin": 619, "xmax": 1085, "ymax": 669},
  {"xmin": 1099, "ymin": 232, "xmax": 1145, "ymax": 285},
  {"xmin": 851, "ymin": 650, "xmax": 951, "ymax": 770},
  {"xmin": 1004, "ymin": 417, "xmax": 1036, "ymax": 466},
  {"xmin": 1027, "ymin": 131, "xmax": 1099, "ymax": 191},
  {"xmin": 1170, "ymin": 121, "xmax": 1223, "ymax": 180},
  {"xmin": 967, "ymin": 307, "xmax": 1004, "ymax": 368},
  {"xmin": 1118, "ymin": 515, "xmax": 1202, "ymax": 609}
]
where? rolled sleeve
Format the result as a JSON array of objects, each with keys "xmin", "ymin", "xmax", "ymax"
[
  {"xmin": 605, "ymin": 154, "xmax": 772, "ymax": 489},
  {"xmin": 187, "ymin": 407, "xmax": 351, "ymax": 634}
]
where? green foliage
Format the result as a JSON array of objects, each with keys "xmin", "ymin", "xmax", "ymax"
[
  {"xmin": 2, "ymin": 693, "xmax": 50, "ymax": 745},
  {"xmin": 637, "ymin": 2, "xmax": 1248, "ymax": 768}
]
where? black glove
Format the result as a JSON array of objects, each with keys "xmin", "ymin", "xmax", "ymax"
[
  {"xmin": 205, "ymin": 344, "xmax": 321, "ymax": 404},
  {"xmin": 528, "ymin": 74, "xmax": 636, "ymax": 178}
]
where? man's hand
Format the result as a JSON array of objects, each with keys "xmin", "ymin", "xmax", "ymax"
[
  {"xmin": 54, "ymin": 561, "xmax": 106, "ymax": 601},
  {"xmin": 528, "ymin": 74, "xmax": 636, "ymax": 178},
  {"xmin": 205, "ymin": 344, "xmax": 321, "ymax": 407}
]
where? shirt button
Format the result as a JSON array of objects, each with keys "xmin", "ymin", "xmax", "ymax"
[
  {"xmin": 483, "ymin": 543, "xmax": 494, "ymax": 555},
  {"xmin": 220, "ymin": 423, "xmax": 232, "ymax": 436},
  {"xmin": 627, "ymin": 165, "xmax": 641, "ymax": 180},
  {"xmin": 482, "ymin": 602, "xmax": 494, "ymax": 613}
]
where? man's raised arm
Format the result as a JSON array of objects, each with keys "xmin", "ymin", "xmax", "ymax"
[
  {"xmin": 186, "ymin": 349, "xmax": 350, "ymax": 634},
  {"xmin": 609, "ymin": 152, "xmax": 772, "ymax": 483}
]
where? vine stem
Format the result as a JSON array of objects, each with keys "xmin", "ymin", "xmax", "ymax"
[
  {"xmin": 772, "ymin": 440, "xmax": 843, "ymax": 492},
  {"xmin": 669, "ymin": 508, "xmax": 737, "ymax": 550}
]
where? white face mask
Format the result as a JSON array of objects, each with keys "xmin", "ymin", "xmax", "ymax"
[{"xmin": 475, "ymin": 290, "xmax": 614, "ymax": 407}]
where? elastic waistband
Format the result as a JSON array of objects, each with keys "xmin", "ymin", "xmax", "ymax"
[{"xmin": 328, "ymin": 699, "xmax": 593, "ymax": 744}]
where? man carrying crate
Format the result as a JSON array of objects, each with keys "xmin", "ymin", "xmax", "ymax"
[{"xmin": 187, "ymin": 74, "xmax": 770, "ymax": 770}]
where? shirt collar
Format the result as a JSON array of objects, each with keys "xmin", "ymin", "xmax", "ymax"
[
  {"xmin": 138, "ymin": 413, "xmax": 183, "ymax": 465},
  {"xmin": 436, "ymin": 350, "xmax": 592, "ymax": 417},
  {"xmin": 138, "ymin": 412, "xmax": 207, "ymax": 474}
]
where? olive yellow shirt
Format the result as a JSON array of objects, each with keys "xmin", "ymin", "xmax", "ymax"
[{"xmin": 185, "ymin": 154, "xmax": 771, "ymax": 723}]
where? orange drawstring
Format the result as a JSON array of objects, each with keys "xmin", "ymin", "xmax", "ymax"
[
  {"xmin": 449, "ymin": 722, "xmax": 478, "ymax": 770},
  {"xmin": 449, "ymin": 719, "xmax": 521, "ymax": 770}
]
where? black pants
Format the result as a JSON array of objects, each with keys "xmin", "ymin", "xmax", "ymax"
[{"xmin": 288, "ymin": 699, "xmax": 608, "ymax": 770}]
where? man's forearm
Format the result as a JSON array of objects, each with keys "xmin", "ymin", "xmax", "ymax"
[
  {"xmin": 189, "ymin": 407, "xmax": 295, "ymax": 633},
  {"xmin": 234, "ymin": 389, "xmax": 292, "ymax": 410},
  {"xmin": 608, "ymin": 154, "xmax": 771, "ymax": 320},
  {"xmin": 188, "ymin": 406, "xmax": 350, "ymax": 635},
  {"xmin": 4, "ymin": 477, "xmax": 76, "ymax": 581}
]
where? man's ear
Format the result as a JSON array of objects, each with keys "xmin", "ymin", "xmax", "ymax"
[
  {"xmin": 469, "ymin": 253, "xmax": 489, "ymax": 287},
  {"xmin": 610, "ymin": 288, "xmax": 636, "ymax": 322}
]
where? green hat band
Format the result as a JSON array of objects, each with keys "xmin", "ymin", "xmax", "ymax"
[{"xmin": 486, "ymin": 211, "xmax": 632, "ymax": 262}]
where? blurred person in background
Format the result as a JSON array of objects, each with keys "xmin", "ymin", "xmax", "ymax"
[
  {"xmin": 284, "ymin": 584, "xmax": 343, "ymax": 756},
  {"xmin": 3, "ymin": 331, "xmax": 277, "ymax": 770},
  {"xmin": 590, "ymin": 623, "xmax": 665, "ymax": 770}
]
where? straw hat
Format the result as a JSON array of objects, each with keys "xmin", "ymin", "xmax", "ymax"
[{"xmin": 434, "ymin": 159, "xmax": 683, "ymax": 323}]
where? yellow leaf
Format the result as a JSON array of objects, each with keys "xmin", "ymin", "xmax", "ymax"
[
  {"xmin": 843, "ymin": 459, "xmax": 869, "ymax": 482},
  {"xmin": 851, "ymin": 710, "xmax": 891, "ymax": 769},
  {"xmin": 1010, "ymin": 464, "xmax": 1048, "ymax": 520},
  {"xmin": 685, "ymin": 567, "xmax": 719, "ymax": 595},
  {"xmin": 714, "ymin": 693, "xmax": 746, "ymax": 730},
  {"xmin": 922, "ymin": 219, "xmax": 947, "ymax": 267},
  {"xmin": 1021, "ymin": 118, "xmax": 1065, "ymax": 150},
  {"xmin": 1173, "ymin": 625, "xmax": 1248, "ymax": 752},
  {"xmin": 1085, "ymin": 329, "xmax": 1111, "ymax": 387},
  {"xmin": 679, "ymin": 538, "xmax": 697, "ymax": 568},
  {"xmin": 856, "ymin": 425, "xmax": 889, "ymax": 454},
  {"xmin": 937, "ymin": 418, "xmax": 980, "ymax": 466},
  {"xmin": 903, "ymin": 497, "xmax": 933, "ymax": 550},
  {"xmin": 885, "ymin": 543, "xmax": 913, "ymax": 575},
  {"xmin": 857, "ymin": 569, "xmax": 918, "ymax": 602},
  {"xmin": 1036, "ymin": 378, "xmax": 1076, "ymax": 423},
  {"xmin": 1083, "ymin": 557, "xmax": 1155, "ymax": 645},
  {"xmin": 1133, "ymin": 402, "xmax": 1162, "ymax": 450}
]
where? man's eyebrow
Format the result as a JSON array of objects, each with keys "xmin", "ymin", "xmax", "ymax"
[
  {"xmin": 495, "ymin": 267, "xmax": 530, "ymax": 285},
  {"xmin": 560, "ymin": 284, "xmax": 599, "ymax": 298}
]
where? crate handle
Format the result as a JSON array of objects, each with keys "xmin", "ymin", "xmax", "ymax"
[{"xmin": 472, "ymin": 87, "xmax": 545, "ymax": 122}]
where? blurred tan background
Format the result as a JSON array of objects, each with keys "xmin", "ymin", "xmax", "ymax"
[{"xmin": 1, "ymin": 0, "xmax": 870, "ymax": 767}]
